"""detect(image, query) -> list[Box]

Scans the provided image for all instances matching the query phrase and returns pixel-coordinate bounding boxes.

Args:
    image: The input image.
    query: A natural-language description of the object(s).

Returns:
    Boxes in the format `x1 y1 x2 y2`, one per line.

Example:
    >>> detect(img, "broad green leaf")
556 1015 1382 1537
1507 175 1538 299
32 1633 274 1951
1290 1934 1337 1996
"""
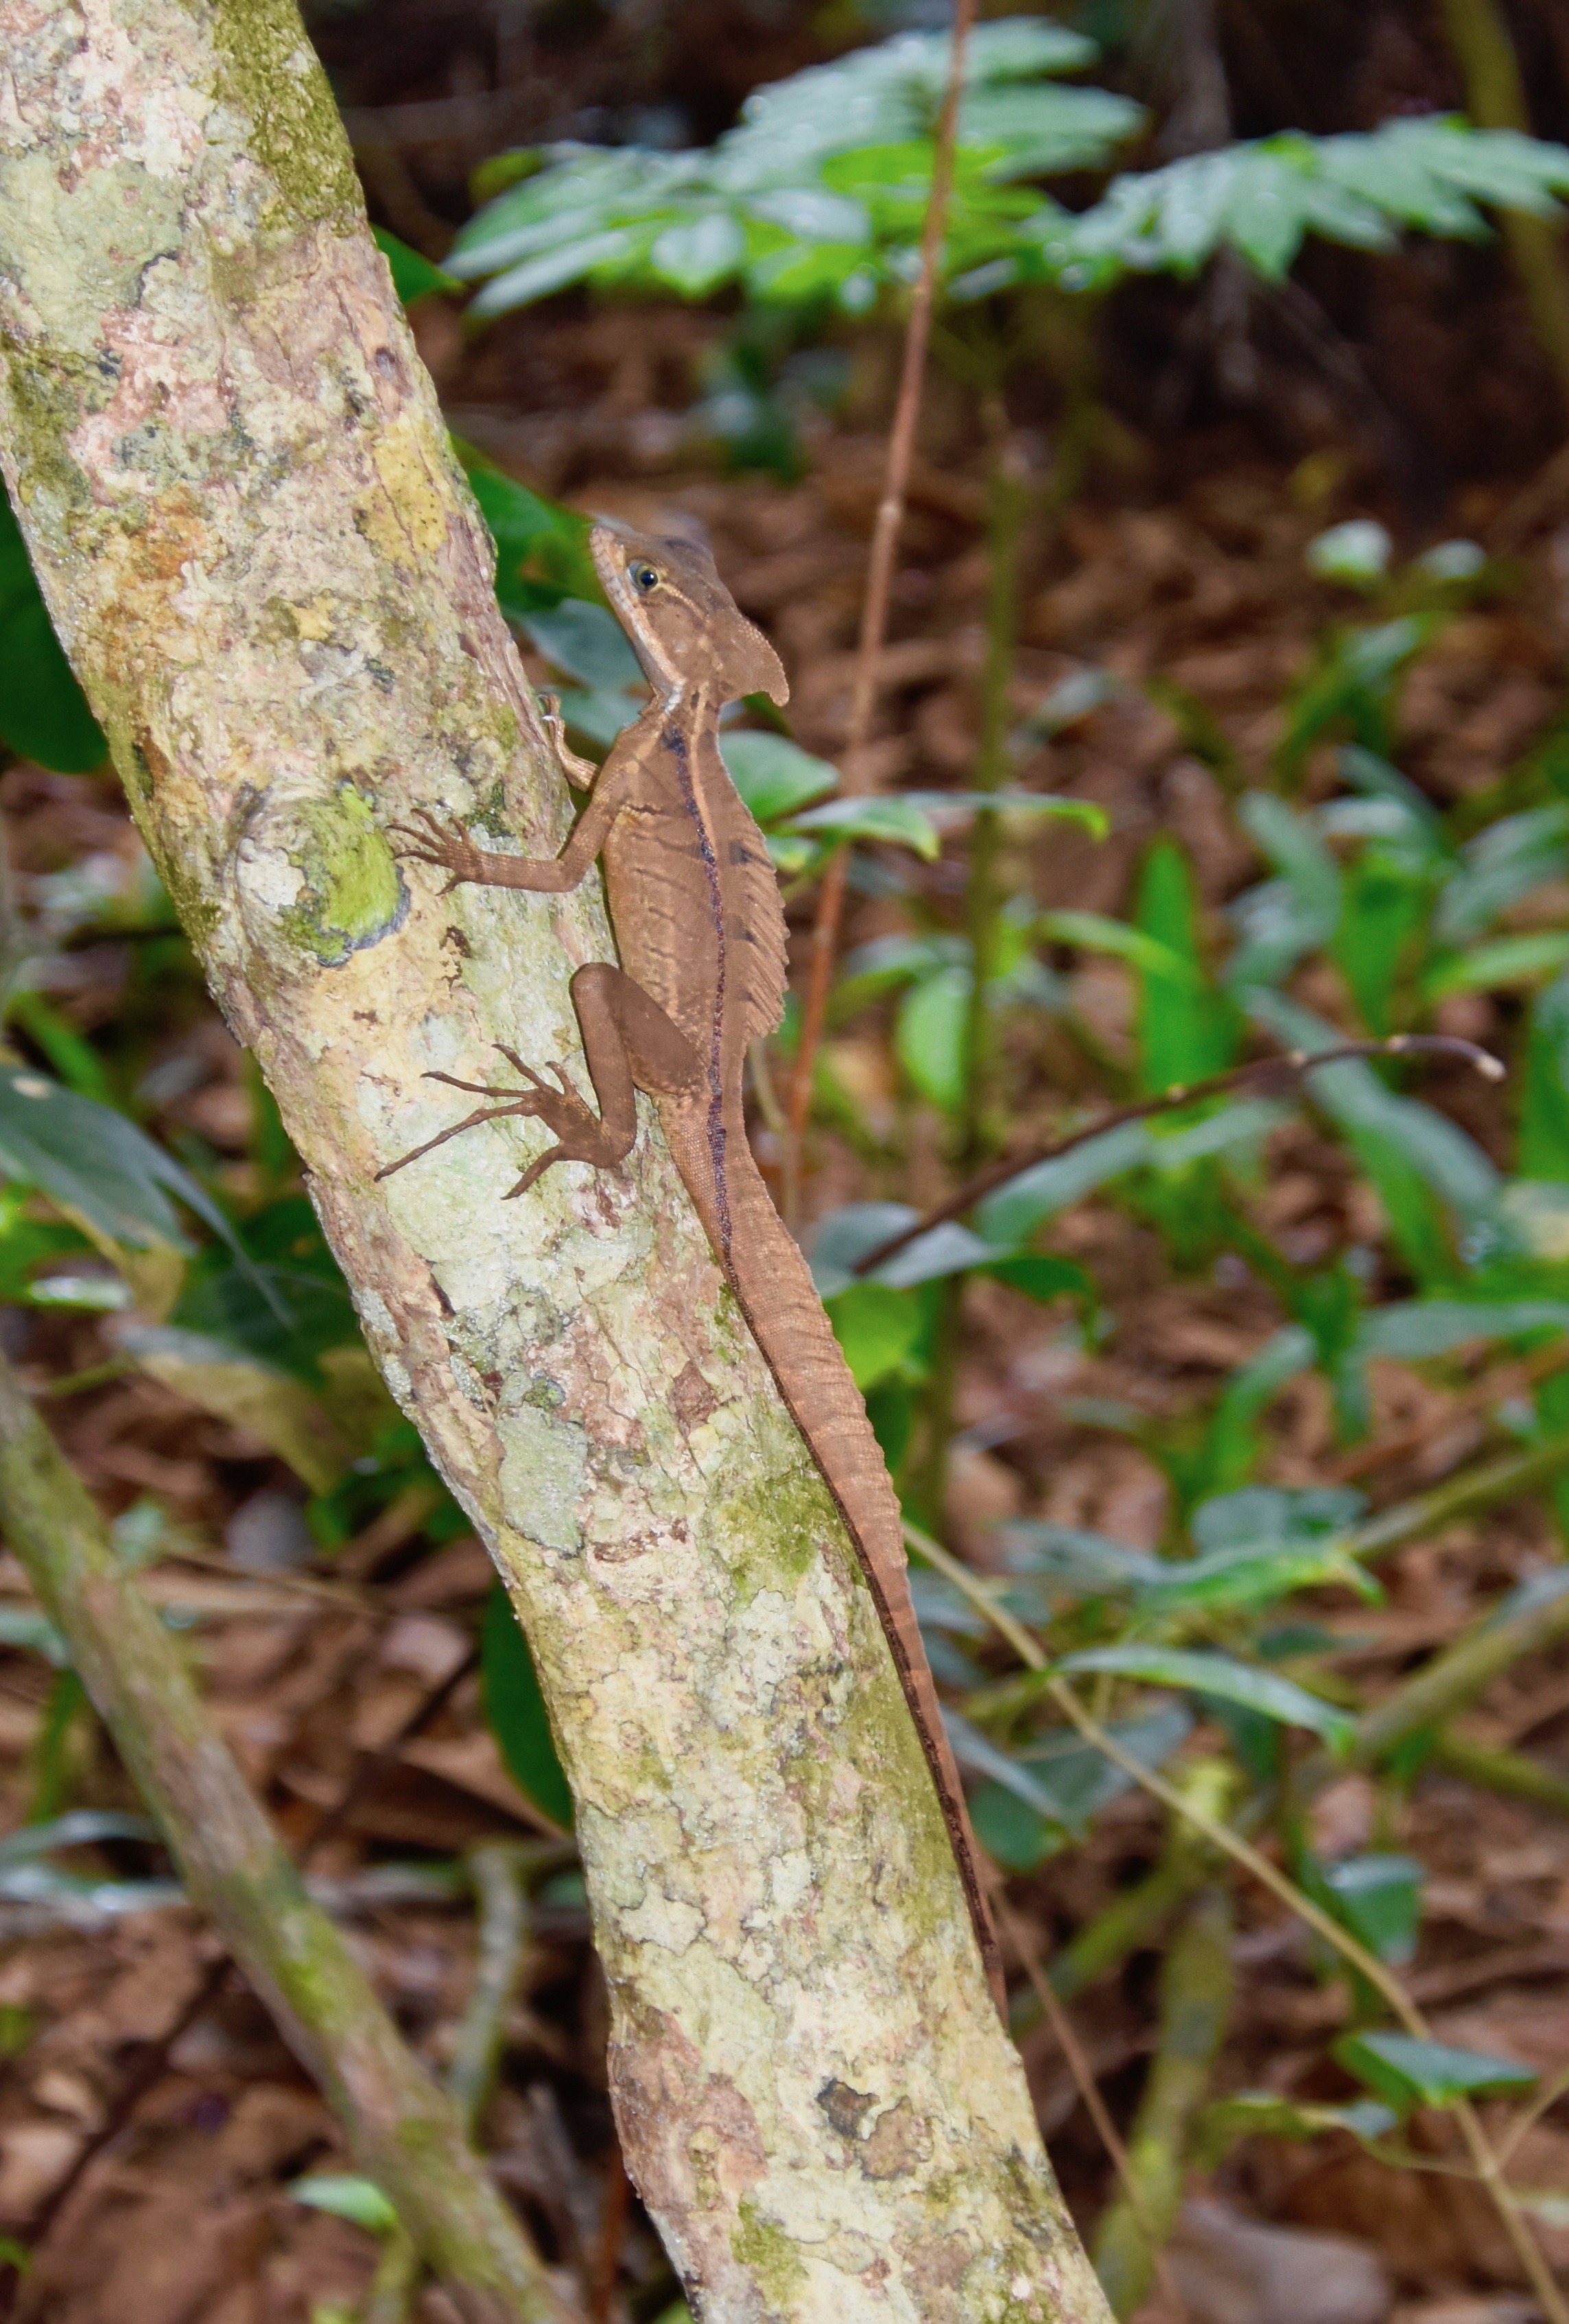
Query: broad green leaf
480 1582 574 1831
649 210 747 294
289 2177 399 2236
904 789 1109 838
1057 1646 1356 1749
457 451 599 608
173 1197 362 1384
720 731 836 822
896 964 970 1111
1313 1851 1424 1965
372 227 460 305
1334 2030 1537 2113
469 227 641 318
976 1119 1153 1246
1000 1520 1164 1593
1334 853 1429 1036
825 1280 924 1390
520 599 643 693
788 794 941 857
0 1065 248 1261
960 1706 1190 1867
0 489 106 773
1037 908 1199 984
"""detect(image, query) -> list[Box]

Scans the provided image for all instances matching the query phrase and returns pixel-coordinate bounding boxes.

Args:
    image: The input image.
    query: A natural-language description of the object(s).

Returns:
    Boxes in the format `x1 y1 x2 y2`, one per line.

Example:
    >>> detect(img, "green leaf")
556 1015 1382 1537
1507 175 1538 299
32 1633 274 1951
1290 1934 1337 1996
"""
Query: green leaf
960 1706 1190 1867
1424 930 1569 998
649 210 747 295
1133 838 1240 1092
288 2176 399 2236
895 964 971 1112
1312 1851 1424 1966
0 1607 70 1665
372 226 461 305
172 1196 361 1385
0 1811 153 1871
1039 907 1199 984
1435 805 1569 946
457 451 599 608
978 1253 1093 1307
480 1582 574 1831
1056 1646 1357 1750
787 794 941 857
1306 520 1392 588
976 1119 1153 1245
0 1065 231 1257
825 1280 924 1391
519 599 643 693
1521 969 1569 1180
719 731 836 822
1334 2030 1537 2114
1356 1297 1569 1362
0 489 106 773
1195 2091 1398 2168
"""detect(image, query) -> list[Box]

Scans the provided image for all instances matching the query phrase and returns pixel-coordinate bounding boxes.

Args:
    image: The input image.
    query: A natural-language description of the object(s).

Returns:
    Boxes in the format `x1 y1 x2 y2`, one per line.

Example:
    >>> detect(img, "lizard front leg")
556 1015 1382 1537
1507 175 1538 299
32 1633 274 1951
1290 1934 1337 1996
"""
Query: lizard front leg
378 964 703 1197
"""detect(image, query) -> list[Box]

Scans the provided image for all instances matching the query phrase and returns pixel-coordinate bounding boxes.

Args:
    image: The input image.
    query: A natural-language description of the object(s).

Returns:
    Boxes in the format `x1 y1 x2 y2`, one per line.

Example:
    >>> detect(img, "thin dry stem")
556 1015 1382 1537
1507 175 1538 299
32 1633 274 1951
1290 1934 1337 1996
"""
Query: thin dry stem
990 1886 1188 2320
784 0 976 1183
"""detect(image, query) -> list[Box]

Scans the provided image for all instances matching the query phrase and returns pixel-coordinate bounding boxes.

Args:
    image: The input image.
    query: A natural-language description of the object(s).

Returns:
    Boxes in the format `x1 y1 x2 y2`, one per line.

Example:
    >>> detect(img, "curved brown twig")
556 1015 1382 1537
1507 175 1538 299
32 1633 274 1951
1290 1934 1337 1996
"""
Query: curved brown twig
850 1034 1505 1277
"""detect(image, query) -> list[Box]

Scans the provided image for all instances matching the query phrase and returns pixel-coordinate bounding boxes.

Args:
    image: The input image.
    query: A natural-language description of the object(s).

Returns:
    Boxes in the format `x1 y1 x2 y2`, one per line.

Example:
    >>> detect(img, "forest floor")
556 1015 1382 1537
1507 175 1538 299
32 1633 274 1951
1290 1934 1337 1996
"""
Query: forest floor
0 297 1567 2323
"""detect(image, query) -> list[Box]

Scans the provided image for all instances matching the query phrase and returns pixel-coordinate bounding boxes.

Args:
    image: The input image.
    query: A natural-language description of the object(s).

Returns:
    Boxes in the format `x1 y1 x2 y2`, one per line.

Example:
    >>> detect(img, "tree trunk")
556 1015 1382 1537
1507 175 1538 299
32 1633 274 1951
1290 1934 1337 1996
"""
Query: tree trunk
0 3 1109 2316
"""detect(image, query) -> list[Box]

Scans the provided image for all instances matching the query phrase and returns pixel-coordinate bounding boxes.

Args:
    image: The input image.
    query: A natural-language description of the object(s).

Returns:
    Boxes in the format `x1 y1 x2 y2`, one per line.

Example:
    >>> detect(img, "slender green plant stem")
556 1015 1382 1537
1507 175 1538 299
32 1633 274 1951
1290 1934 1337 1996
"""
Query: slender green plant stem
1428 1730 1569 1818
1346 1578 1569 1768
450 1845 534 2137
914 422 1030 1522
908 1521 1569 2324
960 418 1030 1170
1349 1430 1569 1563
1437 0 1569 420
1091 1888 1233 2320
0 1352 575 2324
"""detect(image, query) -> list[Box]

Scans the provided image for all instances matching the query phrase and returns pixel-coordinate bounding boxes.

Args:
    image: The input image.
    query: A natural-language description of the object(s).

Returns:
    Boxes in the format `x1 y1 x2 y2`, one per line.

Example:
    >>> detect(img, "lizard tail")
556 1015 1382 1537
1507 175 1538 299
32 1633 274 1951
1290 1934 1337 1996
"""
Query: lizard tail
668 1109 1005 2015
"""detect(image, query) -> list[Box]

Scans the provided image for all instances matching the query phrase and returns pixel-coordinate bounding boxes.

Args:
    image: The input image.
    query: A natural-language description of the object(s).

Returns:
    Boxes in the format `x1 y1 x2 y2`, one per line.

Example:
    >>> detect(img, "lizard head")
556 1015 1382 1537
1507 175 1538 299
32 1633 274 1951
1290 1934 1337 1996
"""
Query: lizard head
590 521 789 707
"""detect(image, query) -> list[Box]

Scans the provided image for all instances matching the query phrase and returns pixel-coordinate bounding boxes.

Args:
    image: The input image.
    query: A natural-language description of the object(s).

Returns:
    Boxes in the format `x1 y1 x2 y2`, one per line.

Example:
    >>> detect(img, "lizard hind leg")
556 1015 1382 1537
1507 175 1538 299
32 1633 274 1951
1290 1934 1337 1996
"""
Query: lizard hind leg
379 964 703 1197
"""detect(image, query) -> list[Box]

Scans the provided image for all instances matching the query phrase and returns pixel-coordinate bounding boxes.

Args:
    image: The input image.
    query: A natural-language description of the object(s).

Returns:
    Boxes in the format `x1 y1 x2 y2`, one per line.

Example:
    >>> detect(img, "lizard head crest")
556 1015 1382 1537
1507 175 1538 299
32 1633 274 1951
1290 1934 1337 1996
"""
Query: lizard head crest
590 521 788 707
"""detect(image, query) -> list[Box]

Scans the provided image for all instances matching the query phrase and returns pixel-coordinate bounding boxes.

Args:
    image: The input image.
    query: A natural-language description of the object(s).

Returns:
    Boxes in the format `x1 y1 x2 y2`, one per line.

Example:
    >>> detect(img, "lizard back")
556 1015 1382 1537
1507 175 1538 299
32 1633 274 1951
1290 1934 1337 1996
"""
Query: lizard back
593 521 1005 2011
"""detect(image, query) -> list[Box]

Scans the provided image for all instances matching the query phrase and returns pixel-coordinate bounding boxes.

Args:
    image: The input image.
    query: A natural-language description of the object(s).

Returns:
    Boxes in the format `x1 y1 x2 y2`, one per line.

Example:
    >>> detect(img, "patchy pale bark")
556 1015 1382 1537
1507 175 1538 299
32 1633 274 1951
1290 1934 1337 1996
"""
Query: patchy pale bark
0 5 1110 2317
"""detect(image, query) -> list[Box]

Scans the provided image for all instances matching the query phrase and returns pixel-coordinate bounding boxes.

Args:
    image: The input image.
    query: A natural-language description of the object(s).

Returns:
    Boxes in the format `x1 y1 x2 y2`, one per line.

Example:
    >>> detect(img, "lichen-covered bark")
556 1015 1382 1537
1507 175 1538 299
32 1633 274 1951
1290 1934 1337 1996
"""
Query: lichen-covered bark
0 6 1110 2316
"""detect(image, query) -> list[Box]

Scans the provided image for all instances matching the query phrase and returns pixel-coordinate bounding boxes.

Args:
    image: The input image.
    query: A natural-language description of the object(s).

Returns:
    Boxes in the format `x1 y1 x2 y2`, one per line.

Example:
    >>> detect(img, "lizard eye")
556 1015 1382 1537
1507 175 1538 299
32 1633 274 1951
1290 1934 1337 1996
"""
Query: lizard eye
630 561 661 593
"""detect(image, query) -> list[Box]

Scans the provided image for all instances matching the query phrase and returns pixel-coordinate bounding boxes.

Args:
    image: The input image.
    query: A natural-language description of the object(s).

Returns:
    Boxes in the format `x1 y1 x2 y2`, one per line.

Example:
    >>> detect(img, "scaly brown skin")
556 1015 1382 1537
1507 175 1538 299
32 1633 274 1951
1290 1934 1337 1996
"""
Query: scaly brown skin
386 521 1005 2013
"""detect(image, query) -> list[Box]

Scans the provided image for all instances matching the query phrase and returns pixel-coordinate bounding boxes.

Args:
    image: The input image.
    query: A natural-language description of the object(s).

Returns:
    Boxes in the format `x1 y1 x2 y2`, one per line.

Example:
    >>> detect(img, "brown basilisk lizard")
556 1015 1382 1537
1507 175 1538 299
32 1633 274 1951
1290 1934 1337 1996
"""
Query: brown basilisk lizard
381 521 1004 2012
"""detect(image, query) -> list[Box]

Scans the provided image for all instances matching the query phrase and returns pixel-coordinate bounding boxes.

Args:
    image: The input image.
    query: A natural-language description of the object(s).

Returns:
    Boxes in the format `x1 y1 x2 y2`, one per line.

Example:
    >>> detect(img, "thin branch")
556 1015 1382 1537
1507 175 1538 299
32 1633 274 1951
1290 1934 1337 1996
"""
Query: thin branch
0 1350 576 2324
854 1036 1503 1276
783 0 977 1191
989 1884 1188 2320
449 1843 535 2137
